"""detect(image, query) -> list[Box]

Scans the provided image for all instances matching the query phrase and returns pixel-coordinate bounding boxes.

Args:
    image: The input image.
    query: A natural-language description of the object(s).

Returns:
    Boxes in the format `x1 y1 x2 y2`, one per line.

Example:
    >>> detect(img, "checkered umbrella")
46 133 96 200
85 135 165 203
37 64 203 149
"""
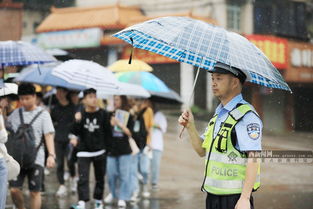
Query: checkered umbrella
113 16 291 92
0 41 57 67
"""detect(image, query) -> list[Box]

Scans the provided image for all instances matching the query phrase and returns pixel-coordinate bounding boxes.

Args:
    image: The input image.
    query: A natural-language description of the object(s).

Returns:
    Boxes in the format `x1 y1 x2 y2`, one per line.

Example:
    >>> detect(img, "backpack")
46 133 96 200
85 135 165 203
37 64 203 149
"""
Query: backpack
7 108 44 168
132 108 148 150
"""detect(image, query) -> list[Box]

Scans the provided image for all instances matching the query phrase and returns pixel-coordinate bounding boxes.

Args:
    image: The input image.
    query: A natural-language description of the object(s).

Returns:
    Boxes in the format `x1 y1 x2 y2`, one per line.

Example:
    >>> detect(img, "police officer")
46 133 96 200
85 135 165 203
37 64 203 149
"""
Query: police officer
178 62 262 209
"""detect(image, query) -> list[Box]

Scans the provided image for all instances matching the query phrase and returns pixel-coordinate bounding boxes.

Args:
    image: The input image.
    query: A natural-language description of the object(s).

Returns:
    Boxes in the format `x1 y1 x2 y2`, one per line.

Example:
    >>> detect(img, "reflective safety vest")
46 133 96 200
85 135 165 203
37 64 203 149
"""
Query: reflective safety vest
201 104 261 195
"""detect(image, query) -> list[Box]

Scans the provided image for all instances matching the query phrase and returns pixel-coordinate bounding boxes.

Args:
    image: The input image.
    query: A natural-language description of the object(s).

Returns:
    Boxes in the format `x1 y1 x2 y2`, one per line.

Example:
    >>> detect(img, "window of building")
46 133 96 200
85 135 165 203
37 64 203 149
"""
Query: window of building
254 0 308 41
227 4 241 31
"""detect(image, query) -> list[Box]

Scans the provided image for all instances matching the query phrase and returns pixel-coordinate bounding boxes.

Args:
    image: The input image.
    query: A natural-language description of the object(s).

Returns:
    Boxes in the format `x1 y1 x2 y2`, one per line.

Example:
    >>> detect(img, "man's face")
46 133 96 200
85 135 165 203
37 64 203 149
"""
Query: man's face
19 95 36 110
70 93 79 105
211 73 236 98
56 88 67 101
84 93 97 108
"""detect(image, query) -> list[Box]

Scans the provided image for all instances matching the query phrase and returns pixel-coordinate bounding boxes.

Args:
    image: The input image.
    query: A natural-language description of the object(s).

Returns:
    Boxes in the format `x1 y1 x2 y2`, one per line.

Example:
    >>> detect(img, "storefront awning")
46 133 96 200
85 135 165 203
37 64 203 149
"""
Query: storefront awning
36 4 145 33
127 12 218 26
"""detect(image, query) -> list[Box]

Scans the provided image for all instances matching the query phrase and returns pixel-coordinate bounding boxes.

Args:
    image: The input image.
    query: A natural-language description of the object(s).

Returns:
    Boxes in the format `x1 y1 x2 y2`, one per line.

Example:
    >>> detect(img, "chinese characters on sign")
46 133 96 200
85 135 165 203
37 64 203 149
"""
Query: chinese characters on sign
286 41 313 82
37 28 103 49
291 47 313 68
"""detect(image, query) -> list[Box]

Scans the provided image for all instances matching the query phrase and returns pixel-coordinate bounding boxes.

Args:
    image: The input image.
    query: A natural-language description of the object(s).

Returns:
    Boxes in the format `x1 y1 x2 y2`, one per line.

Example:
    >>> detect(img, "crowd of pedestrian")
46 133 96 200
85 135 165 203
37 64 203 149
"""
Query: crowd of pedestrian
0 82 167 209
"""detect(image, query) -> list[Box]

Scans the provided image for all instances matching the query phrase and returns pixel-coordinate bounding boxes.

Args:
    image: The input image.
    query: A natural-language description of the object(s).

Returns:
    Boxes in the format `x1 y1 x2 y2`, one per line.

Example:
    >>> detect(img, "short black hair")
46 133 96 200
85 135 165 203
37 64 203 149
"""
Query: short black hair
36 92 43 99
18 83 36 96
83 88 97 97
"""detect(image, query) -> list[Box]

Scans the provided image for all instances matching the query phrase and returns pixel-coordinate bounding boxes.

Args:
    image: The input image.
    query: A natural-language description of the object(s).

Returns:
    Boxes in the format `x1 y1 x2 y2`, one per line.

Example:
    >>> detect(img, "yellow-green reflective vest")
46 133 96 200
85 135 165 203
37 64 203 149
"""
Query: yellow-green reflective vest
201 104 261 195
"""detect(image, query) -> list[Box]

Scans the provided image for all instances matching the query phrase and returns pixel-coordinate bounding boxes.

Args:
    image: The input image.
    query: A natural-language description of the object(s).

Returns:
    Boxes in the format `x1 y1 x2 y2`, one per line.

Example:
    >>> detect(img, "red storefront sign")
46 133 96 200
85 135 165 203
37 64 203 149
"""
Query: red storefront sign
245 35 288 69
121 46 178 64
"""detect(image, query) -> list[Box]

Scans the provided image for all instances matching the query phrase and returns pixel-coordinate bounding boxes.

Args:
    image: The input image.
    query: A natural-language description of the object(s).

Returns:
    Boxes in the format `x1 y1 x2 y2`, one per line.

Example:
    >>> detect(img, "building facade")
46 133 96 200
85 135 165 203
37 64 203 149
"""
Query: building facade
35 0 313 133
0 0 23 41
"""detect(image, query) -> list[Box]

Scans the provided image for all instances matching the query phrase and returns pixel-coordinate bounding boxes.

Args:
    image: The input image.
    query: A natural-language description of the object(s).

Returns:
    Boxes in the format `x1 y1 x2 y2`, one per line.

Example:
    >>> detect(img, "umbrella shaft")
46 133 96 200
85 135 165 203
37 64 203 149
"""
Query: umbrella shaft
180 64 201 138
188 65 201 106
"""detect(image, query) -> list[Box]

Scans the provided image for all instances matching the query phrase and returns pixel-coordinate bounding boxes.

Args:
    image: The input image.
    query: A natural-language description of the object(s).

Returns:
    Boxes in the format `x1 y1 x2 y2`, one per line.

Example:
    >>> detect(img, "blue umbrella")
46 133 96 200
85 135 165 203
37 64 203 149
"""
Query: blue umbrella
113 16 291 92
15 64 85 90
116 71 170 92
0 41 57 67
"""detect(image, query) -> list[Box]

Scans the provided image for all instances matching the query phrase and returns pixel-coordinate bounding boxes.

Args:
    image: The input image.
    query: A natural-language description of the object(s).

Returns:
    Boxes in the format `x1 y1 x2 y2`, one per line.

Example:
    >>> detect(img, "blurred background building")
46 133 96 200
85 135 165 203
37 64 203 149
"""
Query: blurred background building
1 0 313 133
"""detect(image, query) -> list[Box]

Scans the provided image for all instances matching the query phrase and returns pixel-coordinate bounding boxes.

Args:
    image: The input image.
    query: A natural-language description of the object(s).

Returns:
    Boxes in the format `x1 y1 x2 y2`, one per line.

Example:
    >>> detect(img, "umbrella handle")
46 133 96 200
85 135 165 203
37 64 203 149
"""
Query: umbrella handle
179 126 185 138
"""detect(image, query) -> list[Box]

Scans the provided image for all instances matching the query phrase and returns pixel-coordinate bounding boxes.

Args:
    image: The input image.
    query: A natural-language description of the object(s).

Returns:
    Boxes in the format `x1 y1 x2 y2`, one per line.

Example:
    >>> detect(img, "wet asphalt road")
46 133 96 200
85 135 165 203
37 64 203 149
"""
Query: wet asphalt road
5 115 313 209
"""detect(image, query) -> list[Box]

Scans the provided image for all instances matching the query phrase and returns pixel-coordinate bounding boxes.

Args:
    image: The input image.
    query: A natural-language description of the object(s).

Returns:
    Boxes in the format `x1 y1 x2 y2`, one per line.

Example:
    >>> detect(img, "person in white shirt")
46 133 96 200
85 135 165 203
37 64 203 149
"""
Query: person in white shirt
0 99 9 209
150 107 167 190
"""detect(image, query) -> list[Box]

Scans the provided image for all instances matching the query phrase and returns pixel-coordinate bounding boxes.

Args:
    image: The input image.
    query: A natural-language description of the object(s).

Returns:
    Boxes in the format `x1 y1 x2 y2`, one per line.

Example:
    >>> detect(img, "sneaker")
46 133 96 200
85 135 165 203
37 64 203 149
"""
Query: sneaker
64 171 70 181
56 185 67 197
104 193 114 204
117 200 126 208
130 191 139 203
70 201 85 209
94 201 103 209
142 185 150 198
44 168 50 175
70 177 78 193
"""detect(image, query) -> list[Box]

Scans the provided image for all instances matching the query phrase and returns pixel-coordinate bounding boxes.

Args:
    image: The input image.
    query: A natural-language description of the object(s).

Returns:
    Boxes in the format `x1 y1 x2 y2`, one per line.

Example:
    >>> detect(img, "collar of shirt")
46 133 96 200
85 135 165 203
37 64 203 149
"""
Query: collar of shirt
21 106 41 113
215 94 246 116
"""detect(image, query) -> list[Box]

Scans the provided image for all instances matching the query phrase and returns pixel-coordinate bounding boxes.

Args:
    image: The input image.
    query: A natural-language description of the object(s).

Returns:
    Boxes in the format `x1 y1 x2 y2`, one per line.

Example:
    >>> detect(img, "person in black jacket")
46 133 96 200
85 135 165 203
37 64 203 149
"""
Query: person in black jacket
51 87 77 197
104 95 133 209
69 88 111 209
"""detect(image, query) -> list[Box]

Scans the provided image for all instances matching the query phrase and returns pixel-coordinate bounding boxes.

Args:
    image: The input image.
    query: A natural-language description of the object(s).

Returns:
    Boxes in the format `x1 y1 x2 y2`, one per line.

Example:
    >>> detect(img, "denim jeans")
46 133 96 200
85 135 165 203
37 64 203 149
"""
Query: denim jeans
138 151 150 185
107 154 132 201
151 150 162 185
0 158 8 209
129 153 139 196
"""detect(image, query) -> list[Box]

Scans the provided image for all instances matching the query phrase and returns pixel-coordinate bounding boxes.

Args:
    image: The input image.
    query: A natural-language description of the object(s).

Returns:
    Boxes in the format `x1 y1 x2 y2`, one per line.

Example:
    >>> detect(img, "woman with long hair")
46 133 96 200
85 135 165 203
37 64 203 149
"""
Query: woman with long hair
105 95 133 208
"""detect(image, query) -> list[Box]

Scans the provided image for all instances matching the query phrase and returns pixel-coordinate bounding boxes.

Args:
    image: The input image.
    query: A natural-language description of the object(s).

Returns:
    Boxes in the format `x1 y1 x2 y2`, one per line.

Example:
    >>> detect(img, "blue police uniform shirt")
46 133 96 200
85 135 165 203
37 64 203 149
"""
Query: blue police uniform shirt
201 94 262 151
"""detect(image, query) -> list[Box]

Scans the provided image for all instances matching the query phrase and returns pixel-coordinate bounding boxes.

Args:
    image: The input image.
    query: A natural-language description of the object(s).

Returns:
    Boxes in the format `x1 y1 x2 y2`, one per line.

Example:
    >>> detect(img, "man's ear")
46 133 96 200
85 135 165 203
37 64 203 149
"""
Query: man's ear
232 76 240 89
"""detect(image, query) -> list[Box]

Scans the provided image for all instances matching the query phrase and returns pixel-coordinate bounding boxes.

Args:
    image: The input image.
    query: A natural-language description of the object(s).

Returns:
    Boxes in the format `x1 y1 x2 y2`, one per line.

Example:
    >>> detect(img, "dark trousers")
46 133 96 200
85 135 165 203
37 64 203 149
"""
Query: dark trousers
206 193 254 209
77 154 106 201
55 141 76 184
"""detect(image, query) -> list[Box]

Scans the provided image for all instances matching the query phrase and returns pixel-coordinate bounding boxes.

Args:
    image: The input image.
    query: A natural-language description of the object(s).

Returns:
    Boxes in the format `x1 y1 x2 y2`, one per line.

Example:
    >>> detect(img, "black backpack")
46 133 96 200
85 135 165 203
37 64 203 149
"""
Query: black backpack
7 108 44 168
132 108 148 150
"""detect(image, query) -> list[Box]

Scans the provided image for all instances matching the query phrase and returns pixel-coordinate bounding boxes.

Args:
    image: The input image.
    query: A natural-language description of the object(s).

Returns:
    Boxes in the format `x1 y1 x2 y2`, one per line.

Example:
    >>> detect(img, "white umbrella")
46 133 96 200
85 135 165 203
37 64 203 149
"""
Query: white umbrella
78 82 150 99
0 83 18 96
45 48 68 56
101 82 150 98
52 59 120 94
